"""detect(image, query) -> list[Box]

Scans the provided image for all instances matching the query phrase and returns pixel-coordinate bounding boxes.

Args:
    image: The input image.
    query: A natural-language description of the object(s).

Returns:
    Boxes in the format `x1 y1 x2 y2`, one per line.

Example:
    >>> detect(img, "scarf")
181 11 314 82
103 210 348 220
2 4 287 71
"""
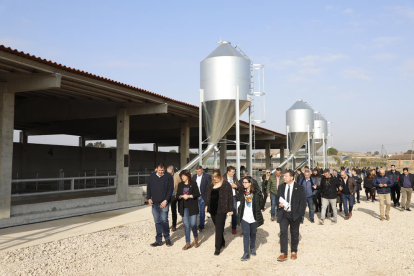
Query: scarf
244 190 253 207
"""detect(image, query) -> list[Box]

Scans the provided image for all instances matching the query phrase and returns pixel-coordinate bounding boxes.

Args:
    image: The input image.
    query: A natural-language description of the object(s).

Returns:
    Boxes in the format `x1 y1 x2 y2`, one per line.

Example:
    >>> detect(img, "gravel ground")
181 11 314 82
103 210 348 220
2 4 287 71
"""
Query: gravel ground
0 196 413 276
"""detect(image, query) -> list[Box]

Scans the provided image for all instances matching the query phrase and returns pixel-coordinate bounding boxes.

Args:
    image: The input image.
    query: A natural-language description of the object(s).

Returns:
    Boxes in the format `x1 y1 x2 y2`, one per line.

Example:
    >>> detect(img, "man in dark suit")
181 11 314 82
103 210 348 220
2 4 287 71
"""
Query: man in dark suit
276 170 307 261
192 165 212 232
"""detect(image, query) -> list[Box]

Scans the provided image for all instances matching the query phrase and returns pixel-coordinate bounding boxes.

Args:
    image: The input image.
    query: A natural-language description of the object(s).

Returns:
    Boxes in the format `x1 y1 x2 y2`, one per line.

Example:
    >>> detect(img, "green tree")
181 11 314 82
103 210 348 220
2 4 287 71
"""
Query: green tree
169 149 177 153
327 147 338 155
374 151 379 155
86 141 106 148
405 150 413 154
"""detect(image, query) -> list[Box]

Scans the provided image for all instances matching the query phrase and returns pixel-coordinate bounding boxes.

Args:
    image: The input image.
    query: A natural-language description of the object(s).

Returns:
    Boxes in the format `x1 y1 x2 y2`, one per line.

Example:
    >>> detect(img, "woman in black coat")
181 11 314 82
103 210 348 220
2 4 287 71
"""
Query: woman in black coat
205 169 233 256
364 169 376 202
237 176 264 261
176 170 200 250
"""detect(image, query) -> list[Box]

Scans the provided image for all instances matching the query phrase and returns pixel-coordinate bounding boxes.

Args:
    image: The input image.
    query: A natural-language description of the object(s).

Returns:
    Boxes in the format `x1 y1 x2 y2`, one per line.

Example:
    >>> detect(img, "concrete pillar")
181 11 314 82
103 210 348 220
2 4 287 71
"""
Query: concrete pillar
19 131 28 189
180 121 190 169
265 141 271 170
0 83 15 219
246 142 252 173
279 144 285 165
153 143 158 152
79 136 85 173
116 108 130 201
220 135 227 173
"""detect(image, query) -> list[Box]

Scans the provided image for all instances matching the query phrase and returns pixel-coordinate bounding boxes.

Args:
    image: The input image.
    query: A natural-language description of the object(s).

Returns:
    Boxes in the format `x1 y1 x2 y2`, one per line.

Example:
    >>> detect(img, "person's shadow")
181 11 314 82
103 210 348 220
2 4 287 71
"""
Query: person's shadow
358 207 381 219
255 228 269 250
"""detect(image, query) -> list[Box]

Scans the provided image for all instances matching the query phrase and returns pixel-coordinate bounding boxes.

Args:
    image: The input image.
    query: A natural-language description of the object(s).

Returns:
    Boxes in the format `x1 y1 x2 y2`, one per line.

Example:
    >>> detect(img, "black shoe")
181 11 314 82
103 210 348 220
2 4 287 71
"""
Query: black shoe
406 208 412 211
221 241 226 249
241 253 250 261
214 250 220 256
310 220 315 223
357 201 360 204
198 227 203 232
150 242 162 247
165 239 172 247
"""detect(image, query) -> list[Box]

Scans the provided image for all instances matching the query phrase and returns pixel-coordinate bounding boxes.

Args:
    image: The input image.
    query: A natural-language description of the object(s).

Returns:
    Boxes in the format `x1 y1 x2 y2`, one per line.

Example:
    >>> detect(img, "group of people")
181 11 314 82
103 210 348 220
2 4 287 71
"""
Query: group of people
146 162 414 261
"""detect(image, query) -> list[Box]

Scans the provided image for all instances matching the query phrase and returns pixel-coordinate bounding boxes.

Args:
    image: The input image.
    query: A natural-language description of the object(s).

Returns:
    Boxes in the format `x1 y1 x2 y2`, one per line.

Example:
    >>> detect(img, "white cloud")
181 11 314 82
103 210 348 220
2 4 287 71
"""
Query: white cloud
343 8 354 14
373 36 400 47
325 5 334 10
299 67 322 75
387 6 414 21
298 55 320 67
370 53 398 61
285 75 310 83
281 60 297 66
399 58 414 76
322 54 349 62
342 69 371 80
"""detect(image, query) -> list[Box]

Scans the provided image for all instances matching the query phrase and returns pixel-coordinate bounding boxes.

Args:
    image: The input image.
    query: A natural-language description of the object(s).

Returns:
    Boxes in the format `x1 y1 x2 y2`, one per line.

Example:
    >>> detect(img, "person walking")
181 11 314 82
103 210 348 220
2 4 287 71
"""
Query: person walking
373 168 394 221
205 169 233 256
315 169 340 224
223 166 241 235
261 170 271 211
237 176 264 261
298 170 317 223
147 163 174 247
192 165 212 232
389 165 401 207
267 168 284 221
364 169 376 202
332 170 343 212
312 169 322 213
276 170 307 261
176 170 200 250
167 165 181 232
351 169 362 203
399 168 414 211
339 170 357 220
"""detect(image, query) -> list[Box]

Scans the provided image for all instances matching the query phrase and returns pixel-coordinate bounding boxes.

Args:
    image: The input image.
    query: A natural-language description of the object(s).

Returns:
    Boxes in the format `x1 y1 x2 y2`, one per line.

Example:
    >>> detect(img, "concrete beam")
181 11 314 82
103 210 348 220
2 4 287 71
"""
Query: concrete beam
5 73 62 93
255 134 276 140
116 108 129 201
15 97 167 123
279 144 285 163
180 121 190 169
0 82 14 218
227 128 250 135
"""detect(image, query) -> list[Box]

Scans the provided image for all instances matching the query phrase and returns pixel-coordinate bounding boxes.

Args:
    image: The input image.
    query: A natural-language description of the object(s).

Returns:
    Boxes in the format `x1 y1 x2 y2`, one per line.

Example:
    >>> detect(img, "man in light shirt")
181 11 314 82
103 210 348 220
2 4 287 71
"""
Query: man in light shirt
267 168 284 221
191 165 212 231
275 170 306 261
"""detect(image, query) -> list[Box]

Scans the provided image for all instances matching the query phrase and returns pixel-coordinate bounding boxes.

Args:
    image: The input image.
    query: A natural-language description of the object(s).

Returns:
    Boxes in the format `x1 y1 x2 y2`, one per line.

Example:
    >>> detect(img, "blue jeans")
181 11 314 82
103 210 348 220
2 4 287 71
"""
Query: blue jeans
232 196 237 230
182 208 198 243
270 193 277 217
302 196 314 222
152 204 170 243
341 194 355 217
241 220 257 254
198 197 206 229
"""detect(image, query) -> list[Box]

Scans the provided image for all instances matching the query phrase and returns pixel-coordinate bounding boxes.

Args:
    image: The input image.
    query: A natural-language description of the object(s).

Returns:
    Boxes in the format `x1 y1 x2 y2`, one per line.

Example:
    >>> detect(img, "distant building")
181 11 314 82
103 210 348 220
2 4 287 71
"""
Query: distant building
387 154 414 168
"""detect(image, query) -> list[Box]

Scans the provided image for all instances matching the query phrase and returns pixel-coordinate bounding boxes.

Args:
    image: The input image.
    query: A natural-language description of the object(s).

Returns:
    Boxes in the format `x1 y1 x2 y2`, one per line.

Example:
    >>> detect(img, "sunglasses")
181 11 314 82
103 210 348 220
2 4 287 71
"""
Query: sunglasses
242 182 250 184
266 172 270 174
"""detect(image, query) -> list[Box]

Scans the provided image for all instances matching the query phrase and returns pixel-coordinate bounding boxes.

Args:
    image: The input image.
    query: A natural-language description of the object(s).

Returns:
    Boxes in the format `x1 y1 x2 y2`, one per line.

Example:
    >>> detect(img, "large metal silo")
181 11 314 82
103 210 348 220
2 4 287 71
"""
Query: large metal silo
201 41 251 144
286 100 314 156
312 112 328 152
180 41 251 171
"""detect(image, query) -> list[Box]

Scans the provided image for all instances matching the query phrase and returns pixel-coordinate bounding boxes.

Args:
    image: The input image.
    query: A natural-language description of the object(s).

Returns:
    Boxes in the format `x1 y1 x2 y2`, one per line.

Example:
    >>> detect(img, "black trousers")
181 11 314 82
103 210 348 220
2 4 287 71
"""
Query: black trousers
356 185 361 202
365 188 374 201
313 193 321 211
261 188 268 210
279 211 301 254
170 195 178 227
211 213 227 251
390 185 400 204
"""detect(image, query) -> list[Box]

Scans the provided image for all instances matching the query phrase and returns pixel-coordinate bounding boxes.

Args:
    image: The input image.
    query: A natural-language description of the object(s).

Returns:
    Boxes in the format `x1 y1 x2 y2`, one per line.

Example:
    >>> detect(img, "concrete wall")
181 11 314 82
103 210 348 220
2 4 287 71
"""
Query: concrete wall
12 143 185 178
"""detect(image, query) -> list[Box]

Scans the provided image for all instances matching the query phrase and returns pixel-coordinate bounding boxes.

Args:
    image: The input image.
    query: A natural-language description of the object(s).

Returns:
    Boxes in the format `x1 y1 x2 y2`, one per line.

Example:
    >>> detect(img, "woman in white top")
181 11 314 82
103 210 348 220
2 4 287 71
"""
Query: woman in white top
237 176 264 261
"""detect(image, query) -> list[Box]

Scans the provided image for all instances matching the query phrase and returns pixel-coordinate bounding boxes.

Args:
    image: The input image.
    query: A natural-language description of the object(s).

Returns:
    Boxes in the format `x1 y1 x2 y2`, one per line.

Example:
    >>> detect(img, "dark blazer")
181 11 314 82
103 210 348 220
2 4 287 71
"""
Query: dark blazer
176 180 200 217
339 176 358 194
192 172 212 201
205 180 233 215
223 172 242 196
275 182 306 223
398 173 414 190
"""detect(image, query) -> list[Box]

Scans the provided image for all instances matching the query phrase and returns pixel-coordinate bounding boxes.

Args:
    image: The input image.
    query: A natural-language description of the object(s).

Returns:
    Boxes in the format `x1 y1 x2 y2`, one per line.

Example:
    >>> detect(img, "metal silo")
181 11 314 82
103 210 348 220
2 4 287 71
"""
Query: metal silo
180 41 251 172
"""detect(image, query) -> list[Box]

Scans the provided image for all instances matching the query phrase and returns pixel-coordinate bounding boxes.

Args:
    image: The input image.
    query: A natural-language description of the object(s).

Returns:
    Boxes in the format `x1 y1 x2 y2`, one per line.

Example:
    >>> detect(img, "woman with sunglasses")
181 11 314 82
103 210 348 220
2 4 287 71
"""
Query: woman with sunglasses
237 176 264 261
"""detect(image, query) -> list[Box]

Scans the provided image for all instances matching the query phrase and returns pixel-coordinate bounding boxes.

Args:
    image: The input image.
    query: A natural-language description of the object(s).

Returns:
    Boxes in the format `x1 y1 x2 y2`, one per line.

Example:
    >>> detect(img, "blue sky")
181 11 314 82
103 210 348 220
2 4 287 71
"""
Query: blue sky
1 0 413 153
